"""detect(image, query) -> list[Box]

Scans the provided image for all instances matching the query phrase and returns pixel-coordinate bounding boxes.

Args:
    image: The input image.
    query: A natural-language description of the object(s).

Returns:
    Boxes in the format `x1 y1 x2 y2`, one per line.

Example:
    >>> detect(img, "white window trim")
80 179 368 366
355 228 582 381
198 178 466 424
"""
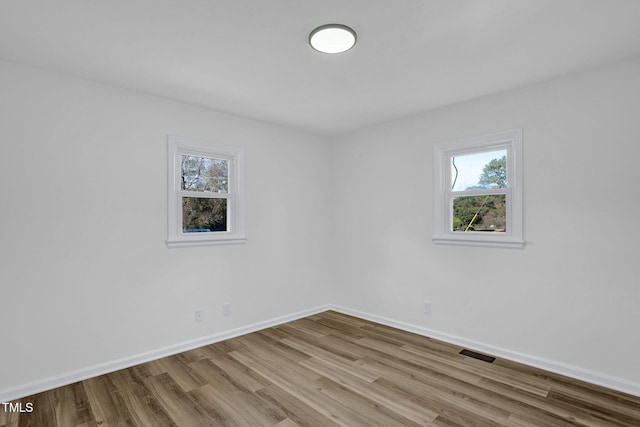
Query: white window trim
432 128 524 249
166 135 246 248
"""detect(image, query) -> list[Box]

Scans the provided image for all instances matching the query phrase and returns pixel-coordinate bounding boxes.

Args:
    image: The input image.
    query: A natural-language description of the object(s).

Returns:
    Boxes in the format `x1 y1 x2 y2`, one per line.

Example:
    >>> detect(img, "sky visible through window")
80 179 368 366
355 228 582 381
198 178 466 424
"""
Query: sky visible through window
451 150 506 191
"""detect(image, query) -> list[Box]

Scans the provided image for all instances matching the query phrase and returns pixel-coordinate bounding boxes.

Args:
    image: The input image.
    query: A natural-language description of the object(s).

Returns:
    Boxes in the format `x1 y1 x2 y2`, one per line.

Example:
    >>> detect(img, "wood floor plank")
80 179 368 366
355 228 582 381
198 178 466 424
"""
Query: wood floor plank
145 353 208 392
478 377 634 427
545 388 640 427
360 321 463 356
107 368 177 426
280 318 333 338
193 358 284 423
300 356 440 425
280 336 380 382
196 344 271 393
357 355 502 418
400 342 552 396
313 376 424 427
320 311 373 328
48 382 96 427
142 372 222 426
187 383 271 426
0 399 21 427
12 392 54 427
374 376 508 427
255 384 341 427
288 327 368 362
7 310 640 426
505 411 585 427
82 374 138 426
547 380 640 420
316 333 374 360
273 418 299 427
188 358 288 425
364 344 486 388
229 349 394 426
238 332 310 367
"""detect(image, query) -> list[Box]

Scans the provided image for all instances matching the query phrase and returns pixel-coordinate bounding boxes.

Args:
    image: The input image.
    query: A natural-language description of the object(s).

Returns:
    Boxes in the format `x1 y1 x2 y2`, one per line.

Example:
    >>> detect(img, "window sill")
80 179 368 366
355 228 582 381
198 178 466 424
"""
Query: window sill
432 236 525 249
166 235 247 248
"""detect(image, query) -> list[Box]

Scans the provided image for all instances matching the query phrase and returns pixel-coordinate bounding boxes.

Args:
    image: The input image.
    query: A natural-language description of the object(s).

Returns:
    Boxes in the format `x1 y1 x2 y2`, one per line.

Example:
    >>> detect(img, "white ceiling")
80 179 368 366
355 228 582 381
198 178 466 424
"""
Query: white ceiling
2 1 640 136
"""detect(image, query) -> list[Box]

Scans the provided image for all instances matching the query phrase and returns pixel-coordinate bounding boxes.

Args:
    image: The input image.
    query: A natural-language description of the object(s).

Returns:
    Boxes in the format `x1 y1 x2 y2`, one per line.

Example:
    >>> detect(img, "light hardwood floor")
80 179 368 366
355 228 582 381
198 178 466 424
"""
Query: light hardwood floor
2 311 639 426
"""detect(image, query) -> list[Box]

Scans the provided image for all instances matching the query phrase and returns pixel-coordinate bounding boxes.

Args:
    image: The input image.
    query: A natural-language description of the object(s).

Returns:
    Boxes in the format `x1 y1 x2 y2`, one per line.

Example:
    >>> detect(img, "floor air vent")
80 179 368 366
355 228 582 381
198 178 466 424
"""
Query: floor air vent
459 349 496 363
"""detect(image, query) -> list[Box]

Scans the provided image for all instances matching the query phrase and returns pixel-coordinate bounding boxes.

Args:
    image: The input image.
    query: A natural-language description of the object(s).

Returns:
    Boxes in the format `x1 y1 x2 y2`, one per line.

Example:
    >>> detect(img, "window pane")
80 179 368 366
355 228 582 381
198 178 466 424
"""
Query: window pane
452 194 506 232
451 150 507 191
181 155 228 193
182 197 227 232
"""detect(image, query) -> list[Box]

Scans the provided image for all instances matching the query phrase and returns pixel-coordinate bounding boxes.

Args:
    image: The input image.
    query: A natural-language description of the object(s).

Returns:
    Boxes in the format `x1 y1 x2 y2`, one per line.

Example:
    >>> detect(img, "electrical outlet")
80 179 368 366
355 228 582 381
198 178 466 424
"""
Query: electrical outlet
195 310 204 322
223 302 231 316
423 301 432 314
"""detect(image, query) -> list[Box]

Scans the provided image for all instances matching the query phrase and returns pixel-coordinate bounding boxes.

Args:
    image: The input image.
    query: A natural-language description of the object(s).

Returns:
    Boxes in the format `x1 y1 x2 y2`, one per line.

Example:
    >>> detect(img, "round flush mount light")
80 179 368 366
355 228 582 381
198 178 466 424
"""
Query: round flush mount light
309 24 357 54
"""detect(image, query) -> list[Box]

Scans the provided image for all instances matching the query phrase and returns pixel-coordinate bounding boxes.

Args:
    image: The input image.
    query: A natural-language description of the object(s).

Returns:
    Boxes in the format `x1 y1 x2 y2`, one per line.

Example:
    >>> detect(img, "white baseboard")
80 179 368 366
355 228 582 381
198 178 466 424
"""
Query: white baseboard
2 303 638 401
0 304 331 402
329 305 640 398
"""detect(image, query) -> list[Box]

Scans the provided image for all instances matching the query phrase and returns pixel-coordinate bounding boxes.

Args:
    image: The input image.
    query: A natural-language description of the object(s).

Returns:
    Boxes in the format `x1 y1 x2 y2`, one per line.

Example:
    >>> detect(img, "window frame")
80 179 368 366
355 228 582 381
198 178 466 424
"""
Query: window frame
432 128 524 249
166 135 246 248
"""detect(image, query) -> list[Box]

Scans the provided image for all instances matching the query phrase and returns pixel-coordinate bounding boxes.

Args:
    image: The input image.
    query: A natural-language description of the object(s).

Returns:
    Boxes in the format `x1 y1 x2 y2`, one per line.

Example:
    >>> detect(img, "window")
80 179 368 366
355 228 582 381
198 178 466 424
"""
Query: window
432 128 524 249
167 136 245 248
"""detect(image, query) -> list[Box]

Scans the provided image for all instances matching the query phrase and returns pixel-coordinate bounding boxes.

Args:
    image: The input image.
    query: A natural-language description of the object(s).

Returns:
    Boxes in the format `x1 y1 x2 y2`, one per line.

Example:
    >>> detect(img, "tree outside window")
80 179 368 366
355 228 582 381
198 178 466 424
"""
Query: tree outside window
432 129 524 249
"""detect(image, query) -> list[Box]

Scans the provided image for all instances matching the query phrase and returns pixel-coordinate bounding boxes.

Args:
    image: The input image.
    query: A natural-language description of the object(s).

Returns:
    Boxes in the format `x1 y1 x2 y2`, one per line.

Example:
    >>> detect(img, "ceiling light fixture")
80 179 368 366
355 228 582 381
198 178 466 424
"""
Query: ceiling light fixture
309 24 357 54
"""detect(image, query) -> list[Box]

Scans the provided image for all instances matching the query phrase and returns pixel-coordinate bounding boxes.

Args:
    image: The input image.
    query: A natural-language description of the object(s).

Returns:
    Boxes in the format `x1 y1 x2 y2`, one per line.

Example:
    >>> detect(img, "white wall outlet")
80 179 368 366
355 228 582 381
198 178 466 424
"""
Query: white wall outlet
223 302 231 316
423 301 432 314
195 310 204 322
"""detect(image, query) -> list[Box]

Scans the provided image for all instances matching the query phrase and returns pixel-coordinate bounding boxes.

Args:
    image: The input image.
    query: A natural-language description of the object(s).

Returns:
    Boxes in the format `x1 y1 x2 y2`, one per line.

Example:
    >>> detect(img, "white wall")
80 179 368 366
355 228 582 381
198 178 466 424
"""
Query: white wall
330 58 640 387
0 60 331 393
2 56 639 399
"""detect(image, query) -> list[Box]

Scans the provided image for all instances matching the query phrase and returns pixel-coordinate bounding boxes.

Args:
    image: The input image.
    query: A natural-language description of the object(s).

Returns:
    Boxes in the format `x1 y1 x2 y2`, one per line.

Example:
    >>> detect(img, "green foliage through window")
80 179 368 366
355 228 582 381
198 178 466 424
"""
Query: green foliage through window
433 128 523 248
478 156 506 189
453 194 506 232
182 197 227 232
450 153 507 232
